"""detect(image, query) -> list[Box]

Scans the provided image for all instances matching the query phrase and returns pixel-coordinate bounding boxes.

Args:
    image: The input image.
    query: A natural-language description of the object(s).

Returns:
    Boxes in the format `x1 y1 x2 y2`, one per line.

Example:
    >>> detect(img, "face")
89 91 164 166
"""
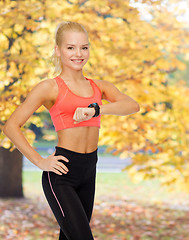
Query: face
55 31 90 71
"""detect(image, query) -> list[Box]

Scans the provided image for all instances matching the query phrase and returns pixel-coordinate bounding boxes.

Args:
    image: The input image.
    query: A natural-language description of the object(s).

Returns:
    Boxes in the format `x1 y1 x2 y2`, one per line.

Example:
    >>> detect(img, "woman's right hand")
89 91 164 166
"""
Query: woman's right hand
37 151 69 175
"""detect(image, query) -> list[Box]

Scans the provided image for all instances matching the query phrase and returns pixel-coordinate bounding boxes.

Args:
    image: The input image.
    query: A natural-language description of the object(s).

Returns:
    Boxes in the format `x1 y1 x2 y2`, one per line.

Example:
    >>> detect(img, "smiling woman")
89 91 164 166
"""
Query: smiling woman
51 21 89 75
3 21 140 240
54 31 89 72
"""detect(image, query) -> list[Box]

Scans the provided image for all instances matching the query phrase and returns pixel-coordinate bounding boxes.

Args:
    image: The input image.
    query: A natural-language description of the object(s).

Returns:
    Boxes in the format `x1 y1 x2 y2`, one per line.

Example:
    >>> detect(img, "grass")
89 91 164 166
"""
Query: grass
22 170 189 206
22 171 43 197
2 171 189 240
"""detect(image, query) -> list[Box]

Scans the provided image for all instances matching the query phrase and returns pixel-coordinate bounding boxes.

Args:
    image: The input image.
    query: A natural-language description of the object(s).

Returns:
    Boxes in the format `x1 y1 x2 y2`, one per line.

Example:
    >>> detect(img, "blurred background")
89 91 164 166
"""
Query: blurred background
0 0 189 239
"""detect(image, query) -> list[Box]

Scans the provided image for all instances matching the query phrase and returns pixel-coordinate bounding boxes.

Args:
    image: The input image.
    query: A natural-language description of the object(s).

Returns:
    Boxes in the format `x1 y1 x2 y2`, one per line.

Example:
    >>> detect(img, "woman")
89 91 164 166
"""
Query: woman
3 21 140 240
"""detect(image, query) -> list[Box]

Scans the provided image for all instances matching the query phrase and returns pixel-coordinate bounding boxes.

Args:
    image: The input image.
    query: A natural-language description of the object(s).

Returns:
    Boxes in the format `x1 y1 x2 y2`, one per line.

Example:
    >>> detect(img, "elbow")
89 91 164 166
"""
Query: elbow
126 97 140 114
3 120 18 136
2 122 10 136
130 102 140 114
123 101 140 115
135 102 140 113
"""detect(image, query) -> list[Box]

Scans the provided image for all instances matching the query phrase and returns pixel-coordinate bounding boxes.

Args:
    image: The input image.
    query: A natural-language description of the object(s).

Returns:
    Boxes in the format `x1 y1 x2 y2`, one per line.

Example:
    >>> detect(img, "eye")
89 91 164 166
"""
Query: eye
83 47 88 50
68 47 74 50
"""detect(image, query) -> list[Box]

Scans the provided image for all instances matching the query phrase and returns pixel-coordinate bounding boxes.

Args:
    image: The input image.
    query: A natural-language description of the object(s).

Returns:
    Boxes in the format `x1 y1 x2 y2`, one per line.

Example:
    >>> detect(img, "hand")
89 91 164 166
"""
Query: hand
38 151 69 175
73 107 95 124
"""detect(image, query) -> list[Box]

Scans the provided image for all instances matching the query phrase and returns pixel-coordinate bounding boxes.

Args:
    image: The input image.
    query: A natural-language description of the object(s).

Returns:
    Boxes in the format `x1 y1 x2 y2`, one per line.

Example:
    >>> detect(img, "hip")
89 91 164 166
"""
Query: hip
43 146 98 187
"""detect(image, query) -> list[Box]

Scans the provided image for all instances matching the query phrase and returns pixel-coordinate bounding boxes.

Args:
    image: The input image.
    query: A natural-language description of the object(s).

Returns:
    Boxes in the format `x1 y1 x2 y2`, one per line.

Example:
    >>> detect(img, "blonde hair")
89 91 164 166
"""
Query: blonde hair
51 21 88 75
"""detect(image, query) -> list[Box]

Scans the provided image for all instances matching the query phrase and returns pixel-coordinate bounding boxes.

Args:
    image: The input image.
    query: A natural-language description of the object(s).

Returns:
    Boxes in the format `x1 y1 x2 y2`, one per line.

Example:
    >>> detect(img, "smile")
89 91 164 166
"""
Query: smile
71 59 84 63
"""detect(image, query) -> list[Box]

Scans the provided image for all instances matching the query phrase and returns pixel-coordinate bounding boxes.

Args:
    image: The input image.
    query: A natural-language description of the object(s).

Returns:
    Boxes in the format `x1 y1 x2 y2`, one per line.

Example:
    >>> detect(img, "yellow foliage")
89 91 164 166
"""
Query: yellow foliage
1 0 189 192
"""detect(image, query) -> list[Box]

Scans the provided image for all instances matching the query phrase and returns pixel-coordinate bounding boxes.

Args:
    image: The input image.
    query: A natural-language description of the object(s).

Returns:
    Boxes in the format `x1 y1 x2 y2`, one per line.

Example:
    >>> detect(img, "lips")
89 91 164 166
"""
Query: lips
71 59 84 63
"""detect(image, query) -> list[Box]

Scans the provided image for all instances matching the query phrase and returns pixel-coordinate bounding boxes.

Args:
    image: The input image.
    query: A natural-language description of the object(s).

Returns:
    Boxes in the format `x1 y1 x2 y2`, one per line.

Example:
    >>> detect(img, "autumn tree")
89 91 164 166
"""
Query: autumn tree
97 0 189 192
0 0 50 197
1 0 189 197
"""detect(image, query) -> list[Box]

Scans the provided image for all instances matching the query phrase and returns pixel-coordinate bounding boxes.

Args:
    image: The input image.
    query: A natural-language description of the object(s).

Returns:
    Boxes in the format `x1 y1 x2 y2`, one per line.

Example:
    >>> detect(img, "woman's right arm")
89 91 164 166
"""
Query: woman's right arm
2 79 69 175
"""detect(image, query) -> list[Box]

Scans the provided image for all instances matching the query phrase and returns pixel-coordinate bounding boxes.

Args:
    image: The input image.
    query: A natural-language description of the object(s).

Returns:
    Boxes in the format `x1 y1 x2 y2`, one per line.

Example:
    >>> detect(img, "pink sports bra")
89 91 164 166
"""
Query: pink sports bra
49 76 102 132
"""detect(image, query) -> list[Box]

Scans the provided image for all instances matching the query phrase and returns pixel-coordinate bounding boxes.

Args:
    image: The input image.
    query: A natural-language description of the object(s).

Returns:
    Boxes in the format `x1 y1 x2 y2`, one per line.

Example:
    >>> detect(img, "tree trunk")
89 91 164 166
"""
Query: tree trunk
0 147 23 198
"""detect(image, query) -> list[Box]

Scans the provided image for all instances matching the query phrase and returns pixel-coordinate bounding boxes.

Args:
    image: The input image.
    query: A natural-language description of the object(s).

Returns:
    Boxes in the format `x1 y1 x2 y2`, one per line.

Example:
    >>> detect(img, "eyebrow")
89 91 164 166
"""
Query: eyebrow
66 43 89 46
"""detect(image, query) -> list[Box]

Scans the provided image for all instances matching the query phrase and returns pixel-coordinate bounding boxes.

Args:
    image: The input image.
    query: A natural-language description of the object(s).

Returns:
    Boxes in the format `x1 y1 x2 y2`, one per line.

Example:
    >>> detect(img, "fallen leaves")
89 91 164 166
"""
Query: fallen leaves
91 197 189 240
0 196 59 240
1 195 189 240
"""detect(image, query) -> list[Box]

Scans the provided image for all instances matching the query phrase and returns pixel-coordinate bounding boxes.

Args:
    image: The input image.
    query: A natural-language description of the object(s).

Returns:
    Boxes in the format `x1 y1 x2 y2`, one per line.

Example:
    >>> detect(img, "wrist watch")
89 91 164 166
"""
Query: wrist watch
88 102 100 117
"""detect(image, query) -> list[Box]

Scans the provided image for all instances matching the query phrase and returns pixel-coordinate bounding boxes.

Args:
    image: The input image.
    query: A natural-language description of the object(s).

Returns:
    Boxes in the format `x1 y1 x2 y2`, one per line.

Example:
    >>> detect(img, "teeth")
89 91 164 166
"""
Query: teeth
72 60 83 62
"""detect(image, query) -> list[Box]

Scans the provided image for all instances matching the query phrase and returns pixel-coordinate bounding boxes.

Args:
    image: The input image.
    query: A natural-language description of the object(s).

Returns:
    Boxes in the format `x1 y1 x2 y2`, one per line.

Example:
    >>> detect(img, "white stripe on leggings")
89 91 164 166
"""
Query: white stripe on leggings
48 171 65 217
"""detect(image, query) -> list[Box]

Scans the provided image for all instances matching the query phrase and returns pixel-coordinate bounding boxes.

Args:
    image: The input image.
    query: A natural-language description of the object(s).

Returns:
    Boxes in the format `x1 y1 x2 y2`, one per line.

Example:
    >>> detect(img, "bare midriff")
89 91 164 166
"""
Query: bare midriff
56 126 99 153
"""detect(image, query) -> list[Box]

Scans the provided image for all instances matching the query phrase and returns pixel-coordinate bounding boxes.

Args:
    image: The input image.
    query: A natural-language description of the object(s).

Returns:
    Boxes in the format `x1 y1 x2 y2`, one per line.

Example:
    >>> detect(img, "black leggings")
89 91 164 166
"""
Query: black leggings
42 146 98 240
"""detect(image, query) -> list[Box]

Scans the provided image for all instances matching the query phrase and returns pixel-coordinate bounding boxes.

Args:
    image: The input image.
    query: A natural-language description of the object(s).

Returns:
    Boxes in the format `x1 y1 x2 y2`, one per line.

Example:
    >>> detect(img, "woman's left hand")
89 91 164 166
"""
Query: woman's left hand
73 107 95 124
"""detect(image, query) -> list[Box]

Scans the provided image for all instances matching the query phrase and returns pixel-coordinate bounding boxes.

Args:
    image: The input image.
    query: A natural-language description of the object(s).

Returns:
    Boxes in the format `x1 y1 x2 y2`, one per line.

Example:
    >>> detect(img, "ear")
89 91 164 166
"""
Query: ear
55 45 61 57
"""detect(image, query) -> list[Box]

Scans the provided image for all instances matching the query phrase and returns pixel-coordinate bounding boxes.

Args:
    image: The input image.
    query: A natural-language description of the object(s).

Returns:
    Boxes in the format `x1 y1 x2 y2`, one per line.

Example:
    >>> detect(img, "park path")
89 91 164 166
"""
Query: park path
23 146 131 172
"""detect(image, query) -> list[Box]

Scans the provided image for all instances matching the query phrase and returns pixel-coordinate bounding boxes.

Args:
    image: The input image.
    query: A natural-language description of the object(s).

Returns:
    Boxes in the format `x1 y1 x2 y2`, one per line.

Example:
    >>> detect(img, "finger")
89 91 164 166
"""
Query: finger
53 166 68 174
52 168 62 175
73 108 81 120
73 117 79 123
79 110 84 119
56 156 69 162
77 110 82 120
73 111 77 121
81 111 87 119
81 113 87 120
75 109 79 116
77 110 84 120
74 119 81 124
83 114 91 120
73 109 83 122
56 162 69 172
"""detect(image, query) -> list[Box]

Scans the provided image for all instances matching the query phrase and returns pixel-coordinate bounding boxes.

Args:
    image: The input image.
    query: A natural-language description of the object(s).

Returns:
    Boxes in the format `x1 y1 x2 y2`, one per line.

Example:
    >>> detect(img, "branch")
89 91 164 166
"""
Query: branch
2 77 19 94
159 67 177 74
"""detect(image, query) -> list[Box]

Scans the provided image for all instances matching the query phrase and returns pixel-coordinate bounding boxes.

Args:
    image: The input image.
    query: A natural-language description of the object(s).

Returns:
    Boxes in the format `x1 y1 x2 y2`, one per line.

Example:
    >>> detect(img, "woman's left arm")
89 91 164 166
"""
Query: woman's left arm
99 80 140 116
73 80 140 123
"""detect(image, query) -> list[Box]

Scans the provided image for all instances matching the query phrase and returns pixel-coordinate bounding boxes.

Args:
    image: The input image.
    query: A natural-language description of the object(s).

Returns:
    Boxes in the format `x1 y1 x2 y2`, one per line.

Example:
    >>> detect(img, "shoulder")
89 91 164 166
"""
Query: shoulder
31 78 57 94
91 79 120 100
92 79 127 102
91 79 114 91
26 78 57 103
34 78 56 90
92 79 118 93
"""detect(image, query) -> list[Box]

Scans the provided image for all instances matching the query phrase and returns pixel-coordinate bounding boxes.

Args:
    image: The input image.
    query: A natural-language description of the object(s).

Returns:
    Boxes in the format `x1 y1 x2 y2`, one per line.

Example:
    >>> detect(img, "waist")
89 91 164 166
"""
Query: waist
56 126 99 153
53 145 98 187
55 145 98 157
54 146 98 165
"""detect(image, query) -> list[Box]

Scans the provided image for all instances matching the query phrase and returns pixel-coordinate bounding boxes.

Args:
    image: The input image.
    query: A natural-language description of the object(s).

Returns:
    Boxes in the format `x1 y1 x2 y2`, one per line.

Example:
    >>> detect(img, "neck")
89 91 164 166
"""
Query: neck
59 69 85 82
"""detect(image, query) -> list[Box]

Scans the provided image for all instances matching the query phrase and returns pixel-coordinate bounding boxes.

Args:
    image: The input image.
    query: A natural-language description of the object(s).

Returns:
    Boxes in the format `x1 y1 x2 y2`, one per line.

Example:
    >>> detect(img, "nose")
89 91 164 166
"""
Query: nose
75 48 82 57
